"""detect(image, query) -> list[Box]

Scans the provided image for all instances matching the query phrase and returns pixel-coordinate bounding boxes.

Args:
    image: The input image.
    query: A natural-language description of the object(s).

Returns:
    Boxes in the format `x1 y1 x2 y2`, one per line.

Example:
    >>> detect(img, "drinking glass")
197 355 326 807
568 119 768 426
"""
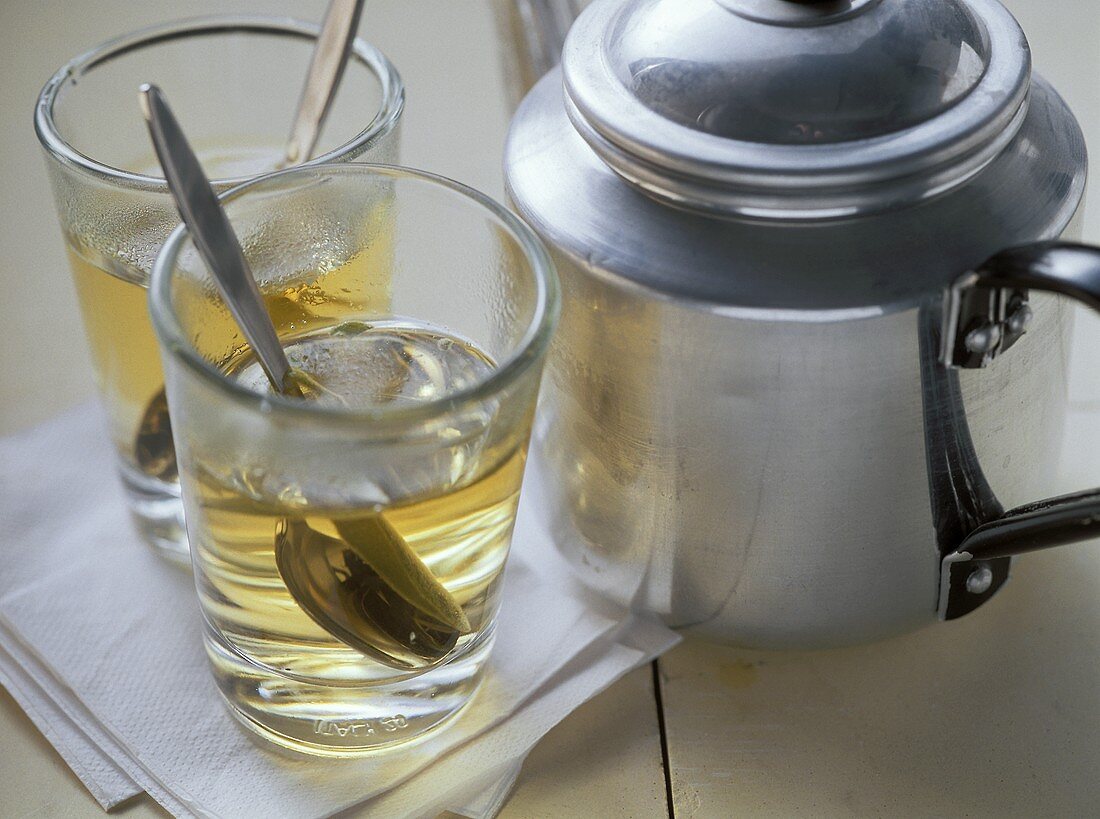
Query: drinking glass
35 16 404 563
149 164 558 755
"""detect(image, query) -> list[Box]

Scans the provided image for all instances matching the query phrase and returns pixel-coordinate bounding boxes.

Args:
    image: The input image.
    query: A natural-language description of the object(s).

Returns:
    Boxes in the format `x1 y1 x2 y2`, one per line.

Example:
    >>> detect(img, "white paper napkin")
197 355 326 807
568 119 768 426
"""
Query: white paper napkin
0 639 140 808
0 405 678 818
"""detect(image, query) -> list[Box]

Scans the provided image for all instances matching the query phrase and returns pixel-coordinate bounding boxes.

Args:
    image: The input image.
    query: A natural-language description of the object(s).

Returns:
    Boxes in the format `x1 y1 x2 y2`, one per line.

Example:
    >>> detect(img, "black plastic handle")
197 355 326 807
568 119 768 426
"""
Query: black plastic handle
933 242 1100 620
967 241 1100 312
949 241 1100 562
956 486 1100 559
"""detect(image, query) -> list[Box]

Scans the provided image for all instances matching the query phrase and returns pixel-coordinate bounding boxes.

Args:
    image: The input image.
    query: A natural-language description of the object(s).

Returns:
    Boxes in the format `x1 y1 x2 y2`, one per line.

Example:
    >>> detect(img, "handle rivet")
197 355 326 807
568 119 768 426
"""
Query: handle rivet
1006 304 1033 335
966 565 994 594
964 323 1002 354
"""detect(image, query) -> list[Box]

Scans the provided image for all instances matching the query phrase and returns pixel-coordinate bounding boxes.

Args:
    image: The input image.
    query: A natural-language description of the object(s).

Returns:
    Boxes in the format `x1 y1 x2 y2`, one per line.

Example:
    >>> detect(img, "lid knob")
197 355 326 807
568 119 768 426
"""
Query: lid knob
716 0 881 26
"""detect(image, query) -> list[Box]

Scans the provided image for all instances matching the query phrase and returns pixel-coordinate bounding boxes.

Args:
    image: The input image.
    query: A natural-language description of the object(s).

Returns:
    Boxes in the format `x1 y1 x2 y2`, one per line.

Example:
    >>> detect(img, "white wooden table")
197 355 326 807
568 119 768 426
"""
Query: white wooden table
3 1 1100 816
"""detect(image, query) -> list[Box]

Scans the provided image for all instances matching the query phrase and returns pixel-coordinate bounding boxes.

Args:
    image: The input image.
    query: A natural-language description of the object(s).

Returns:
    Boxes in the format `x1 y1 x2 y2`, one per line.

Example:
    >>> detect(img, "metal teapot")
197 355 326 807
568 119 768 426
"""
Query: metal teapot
502 0 1100 648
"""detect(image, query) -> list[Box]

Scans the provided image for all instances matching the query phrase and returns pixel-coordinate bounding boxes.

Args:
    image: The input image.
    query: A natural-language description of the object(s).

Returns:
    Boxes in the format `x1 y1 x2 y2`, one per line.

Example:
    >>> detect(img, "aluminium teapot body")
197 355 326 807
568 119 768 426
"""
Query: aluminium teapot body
504 0 1100 647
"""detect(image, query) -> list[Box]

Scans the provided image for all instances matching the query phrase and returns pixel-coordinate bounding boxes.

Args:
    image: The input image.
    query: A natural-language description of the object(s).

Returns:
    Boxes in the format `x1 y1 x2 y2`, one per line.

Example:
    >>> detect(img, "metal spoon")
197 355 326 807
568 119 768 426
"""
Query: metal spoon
275 519 467 669
282 0 366 167
141 84 294 391
134 387 176 481
139 84 470 668
134 0 366 476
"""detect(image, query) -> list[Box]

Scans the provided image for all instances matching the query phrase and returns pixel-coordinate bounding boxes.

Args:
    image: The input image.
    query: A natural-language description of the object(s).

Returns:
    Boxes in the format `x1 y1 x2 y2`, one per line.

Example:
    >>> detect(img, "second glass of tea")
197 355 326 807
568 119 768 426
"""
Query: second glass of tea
35 16 404 562
149 164 558 754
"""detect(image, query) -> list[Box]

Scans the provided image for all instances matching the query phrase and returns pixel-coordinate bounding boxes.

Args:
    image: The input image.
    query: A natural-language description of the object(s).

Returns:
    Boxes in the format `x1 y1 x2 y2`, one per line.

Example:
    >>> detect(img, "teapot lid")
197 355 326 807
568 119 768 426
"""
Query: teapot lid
562 0 1032 219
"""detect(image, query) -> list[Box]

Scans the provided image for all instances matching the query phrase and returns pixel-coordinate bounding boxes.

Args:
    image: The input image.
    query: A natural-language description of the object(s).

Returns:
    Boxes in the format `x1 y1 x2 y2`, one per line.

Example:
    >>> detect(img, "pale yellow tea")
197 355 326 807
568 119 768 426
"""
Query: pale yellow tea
185 320 527 750
68 245 166 460
66 221 392 482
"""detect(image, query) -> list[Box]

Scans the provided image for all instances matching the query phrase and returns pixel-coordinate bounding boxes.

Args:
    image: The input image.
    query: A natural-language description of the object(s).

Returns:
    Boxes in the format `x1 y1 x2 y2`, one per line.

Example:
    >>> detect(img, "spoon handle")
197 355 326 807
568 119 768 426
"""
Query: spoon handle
139 83 293 392
284 0 367 166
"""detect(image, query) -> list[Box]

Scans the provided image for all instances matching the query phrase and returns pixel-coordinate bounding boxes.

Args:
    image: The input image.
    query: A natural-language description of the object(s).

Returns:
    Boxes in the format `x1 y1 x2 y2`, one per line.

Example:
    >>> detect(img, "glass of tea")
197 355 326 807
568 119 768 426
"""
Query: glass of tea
35 17 404 563
148 163 558 754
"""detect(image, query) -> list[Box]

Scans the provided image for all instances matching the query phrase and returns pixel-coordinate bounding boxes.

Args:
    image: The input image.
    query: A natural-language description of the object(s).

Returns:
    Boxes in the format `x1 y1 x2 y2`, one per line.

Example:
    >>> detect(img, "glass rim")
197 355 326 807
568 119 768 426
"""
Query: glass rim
34 14 405 191
149 162 560 427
